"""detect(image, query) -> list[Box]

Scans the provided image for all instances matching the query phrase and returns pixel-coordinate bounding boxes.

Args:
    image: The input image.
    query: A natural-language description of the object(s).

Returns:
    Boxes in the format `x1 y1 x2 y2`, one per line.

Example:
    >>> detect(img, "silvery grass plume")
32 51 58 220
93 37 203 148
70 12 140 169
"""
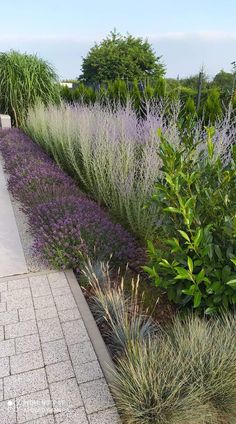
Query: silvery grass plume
25 101 236 239
81 257 156 356
112 313 236 424
25 101 178 239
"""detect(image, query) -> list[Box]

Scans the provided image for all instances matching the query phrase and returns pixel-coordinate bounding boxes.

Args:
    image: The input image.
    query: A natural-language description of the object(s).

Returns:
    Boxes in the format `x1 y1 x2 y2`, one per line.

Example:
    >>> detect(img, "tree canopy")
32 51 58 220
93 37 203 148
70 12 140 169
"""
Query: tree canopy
80 30 165 85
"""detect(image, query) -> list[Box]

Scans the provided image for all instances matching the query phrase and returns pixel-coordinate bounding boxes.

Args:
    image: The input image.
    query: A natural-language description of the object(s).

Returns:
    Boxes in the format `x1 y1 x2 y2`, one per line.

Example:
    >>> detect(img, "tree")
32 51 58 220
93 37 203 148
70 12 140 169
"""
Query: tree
80 30 165 85
0 50 60 126
213 70 235 94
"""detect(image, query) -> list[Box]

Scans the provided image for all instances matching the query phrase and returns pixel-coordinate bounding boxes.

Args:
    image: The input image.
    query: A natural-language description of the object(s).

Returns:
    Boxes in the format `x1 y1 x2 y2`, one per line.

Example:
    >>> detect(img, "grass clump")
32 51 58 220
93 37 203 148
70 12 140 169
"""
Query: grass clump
81 258 156 356
112 313 236 424
0 50 60 126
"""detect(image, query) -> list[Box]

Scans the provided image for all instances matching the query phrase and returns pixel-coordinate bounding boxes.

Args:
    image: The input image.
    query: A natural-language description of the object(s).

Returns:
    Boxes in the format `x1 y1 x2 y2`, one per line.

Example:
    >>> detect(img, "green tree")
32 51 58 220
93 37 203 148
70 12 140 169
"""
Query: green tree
80 30 165 85
213 70 235 94
0 50 60 126
204 88 222 123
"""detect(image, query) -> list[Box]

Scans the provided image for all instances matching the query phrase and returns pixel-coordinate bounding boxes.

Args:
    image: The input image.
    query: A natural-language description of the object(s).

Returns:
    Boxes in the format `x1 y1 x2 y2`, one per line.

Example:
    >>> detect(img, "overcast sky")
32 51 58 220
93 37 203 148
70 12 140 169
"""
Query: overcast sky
0 0 235 79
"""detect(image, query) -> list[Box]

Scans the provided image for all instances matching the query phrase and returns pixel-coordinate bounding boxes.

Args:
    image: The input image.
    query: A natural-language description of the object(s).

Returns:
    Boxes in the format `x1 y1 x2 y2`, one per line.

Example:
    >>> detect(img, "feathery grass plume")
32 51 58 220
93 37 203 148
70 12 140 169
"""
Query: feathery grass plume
112 313 236 424
25 101 235 240
81 258 156 355
0 50 60 127
25 101 169 239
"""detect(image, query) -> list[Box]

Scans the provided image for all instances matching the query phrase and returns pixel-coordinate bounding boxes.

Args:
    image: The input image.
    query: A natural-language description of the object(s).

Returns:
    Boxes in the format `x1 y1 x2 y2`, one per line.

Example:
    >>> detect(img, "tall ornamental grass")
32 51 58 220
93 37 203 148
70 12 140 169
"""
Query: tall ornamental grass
0 51 60 126
25 102 236 240
112 314 236 424
25 102 178 239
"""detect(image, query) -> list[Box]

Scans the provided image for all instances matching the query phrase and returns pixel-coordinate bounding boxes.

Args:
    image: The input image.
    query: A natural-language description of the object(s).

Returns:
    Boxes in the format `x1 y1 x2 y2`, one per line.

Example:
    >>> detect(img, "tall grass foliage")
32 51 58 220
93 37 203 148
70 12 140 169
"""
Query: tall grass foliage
0 50 60 126
25 102 235 240
25 101 180 239
112 314 236 424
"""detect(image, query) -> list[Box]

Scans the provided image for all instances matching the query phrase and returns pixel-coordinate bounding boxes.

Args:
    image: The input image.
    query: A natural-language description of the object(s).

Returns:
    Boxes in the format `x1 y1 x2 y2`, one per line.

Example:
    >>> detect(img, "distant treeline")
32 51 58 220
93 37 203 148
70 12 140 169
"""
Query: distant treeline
61 70 236 124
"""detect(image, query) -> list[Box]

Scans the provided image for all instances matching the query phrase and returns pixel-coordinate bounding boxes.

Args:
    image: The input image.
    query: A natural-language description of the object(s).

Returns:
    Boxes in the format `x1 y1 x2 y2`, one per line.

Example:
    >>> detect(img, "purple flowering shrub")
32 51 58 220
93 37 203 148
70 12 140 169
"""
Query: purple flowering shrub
0 128 137 270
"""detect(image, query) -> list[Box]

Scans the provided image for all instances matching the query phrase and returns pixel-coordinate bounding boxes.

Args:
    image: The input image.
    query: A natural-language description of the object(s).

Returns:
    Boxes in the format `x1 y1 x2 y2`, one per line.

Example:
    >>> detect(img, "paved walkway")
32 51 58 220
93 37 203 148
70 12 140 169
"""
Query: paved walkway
0 153 120 423
0 159 27 277
0 271 120 424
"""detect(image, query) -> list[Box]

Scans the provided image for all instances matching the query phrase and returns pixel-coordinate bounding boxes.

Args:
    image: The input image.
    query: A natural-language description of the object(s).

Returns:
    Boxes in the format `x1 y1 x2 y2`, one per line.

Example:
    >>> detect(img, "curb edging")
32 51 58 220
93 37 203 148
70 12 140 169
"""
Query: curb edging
65 269 115 387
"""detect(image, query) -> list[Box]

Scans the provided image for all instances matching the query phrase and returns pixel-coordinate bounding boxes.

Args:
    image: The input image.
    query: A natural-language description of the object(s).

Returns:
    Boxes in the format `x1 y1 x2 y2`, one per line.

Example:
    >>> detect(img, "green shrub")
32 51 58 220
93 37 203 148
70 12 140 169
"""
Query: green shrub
205 88 222 123
0 50 60 126
112 314 236 424
144 127 236 312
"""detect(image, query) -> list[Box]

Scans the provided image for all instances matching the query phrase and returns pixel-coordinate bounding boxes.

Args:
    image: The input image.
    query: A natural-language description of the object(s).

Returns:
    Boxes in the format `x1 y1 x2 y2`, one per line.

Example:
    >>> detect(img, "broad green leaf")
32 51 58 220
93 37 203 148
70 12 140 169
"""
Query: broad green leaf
164 207 180 214
196 268 205 284
226 279 236 288
174 267 192 280
193 291 202 308
187 256 193 273
178 230 190 242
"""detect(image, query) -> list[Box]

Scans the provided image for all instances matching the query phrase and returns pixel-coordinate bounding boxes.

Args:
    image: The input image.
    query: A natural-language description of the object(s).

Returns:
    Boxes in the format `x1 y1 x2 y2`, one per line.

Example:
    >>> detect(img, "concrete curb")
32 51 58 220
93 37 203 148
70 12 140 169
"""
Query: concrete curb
65 269 116 387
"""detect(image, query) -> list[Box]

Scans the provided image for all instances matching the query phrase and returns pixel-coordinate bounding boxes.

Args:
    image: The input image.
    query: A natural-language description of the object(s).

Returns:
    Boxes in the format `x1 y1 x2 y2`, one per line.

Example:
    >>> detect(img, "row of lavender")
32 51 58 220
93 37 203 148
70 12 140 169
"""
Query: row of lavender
0 128 137 270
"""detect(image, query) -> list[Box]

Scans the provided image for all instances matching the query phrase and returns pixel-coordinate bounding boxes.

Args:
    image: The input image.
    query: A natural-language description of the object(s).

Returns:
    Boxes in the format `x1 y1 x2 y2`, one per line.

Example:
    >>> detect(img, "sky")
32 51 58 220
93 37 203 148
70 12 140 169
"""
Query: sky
0 0 236 80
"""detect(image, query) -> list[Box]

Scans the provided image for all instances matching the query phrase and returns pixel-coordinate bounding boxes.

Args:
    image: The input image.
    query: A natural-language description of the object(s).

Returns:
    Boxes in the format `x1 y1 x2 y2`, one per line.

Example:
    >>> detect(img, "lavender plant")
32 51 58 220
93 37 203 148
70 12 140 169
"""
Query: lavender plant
0 129 137 269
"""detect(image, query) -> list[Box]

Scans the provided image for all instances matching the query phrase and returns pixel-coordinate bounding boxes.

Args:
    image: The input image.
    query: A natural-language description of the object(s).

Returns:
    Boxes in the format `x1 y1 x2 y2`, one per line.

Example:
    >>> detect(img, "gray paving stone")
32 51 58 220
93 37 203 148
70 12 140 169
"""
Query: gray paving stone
19 307 36 321
0 302 6 313
88 408 120 424
8 278 29 291
0 310 18 326
53 295 77 312
0 326 4 341
58 308 81 323
50 286 71 297
10 350 44 374
0 357 9 378
31 283 52 298
50 378 83 413
16 389 52 423
29 275 48 286
47 273 68 289
0 379 3 401
0 339 15 357
62 320 89 346
55 407 88 424
42 339 69 365
4 368 47 399
80 378 114 414
33 296 55 310
25 415 55 424
2 288 33 310
46 361 74 384
74 360 103 384
68 342 97 367
36 307 58 321
0 398 16 423
5 319 38 339
0 281 8 292
16 334 41 354
38 318 63 343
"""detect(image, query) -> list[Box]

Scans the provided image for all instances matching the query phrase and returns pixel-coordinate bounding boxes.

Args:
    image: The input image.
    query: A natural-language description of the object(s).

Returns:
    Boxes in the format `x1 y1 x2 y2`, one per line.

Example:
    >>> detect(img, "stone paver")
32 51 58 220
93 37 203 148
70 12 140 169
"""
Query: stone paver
49 378 83 413
46 361 74 384
0 271 119 422
80 378 115 414
16 389 52 423
10 350 44 374
15 334 41 354
42 339 69 365
4 368 48 399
